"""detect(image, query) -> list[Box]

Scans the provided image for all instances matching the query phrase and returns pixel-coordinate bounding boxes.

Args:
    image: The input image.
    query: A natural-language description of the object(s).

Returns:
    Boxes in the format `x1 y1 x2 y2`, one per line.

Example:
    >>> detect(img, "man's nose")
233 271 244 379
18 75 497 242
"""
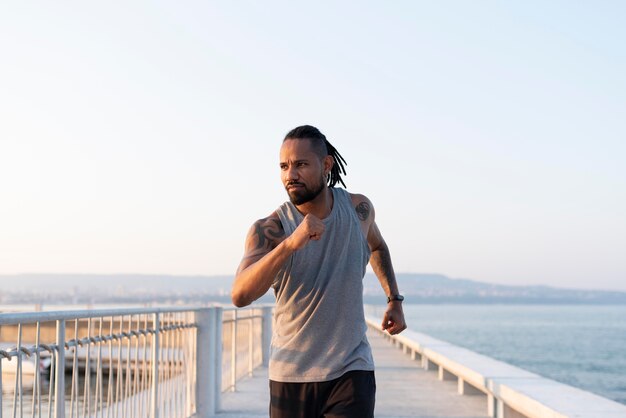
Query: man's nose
285 166 299 181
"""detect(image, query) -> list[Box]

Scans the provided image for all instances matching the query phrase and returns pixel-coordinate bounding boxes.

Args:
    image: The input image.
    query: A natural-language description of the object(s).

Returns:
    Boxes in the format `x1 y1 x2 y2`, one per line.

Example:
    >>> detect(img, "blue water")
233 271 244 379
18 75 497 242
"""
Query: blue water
367 304 626 405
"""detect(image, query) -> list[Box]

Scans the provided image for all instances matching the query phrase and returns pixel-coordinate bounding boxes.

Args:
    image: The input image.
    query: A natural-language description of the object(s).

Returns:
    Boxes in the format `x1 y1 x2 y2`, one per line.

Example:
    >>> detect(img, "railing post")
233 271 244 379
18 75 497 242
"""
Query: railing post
54 319 66 418
0 351 3 417
150 313 160 418
0 357 2 418
261 306 272 367
248 310 254 376
488 393 496 417
214 307 223 413
195 308 216 417
230 310 238 392
496 398 505 418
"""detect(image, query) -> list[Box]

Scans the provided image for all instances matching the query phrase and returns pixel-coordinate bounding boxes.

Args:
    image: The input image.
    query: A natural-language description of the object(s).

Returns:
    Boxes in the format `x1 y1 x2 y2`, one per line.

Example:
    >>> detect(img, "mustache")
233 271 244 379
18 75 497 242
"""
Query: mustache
286 182 305 187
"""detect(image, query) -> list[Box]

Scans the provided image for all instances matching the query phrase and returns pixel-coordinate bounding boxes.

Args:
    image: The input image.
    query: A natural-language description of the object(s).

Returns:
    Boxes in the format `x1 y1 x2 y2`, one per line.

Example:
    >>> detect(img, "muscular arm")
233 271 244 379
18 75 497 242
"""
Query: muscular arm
368 221 400 298
232 212 325 307
231 215 293 307
353 195 407 335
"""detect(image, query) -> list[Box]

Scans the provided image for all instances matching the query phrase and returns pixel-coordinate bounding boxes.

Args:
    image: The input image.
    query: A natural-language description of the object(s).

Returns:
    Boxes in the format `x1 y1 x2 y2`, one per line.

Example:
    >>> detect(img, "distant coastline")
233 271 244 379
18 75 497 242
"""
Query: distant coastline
1 273 625 305
364 273 626 305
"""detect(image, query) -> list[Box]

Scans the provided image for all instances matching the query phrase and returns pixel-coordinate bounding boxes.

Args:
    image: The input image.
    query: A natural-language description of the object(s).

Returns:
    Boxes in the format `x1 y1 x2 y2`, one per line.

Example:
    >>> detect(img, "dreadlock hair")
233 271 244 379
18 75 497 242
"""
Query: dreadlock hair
283 125 348 188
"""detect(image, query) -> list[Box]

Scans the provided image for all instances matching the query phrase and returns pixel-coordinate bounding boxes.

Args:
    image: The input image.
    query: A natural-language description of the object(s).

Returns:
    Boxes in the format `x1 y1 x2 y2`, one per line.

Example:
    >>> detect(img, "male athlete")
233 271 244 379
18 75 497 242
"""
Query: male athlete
232 125 407 418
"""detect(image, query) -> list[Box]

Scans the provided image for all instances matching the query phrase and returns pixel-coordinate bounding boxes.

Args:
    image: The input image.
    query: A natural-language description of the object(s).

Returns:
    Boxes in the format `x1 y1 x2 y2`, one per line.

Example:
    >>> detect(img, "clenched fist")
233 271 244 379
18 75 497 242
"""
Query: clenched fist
286 214 325 251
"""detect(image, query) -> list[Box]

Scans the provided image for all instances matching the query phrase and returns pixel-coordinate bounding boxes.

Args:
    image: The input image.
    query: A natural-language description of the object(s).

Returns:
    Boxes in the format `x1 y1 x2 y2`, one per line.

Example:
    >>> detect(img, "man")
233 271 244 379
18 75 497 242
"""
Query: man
232 125 406 418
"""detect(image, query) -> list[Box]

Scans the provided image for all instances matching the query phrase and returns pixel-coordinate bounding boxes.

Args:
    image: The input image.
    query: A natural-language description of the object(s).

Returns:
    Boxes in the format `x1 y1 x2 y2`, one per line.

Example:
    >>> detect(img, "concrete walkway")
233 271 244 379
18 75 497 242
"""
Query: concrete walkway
218 328 489 418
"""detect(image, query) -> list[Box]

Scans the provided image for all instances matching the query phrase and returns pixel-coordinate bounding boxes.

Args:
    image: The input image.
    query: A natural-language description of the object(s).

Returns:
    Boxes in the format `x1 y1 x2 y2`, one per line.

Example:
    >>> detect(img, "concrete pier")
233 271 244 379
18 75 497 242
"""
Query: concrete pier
217 328 488 417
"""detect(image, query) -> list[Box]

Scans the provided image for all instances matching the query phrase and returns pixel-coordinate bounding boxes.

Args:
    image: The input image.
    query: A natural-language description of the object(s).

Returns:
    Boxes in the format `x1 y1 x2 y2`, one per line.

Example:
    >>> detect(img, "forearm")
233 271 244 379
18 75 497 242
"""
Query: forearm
232 238 295 307
371 243 407 334
370 243 400 297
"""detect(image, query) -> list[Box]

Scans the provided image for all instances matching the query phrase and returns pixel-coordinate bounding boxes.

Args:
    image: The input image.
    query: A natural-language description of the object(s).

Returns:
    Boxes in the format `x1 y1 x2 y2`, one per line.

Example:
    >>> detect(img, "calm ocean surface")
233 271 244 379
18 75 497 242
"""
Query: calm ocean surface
367 304 626 405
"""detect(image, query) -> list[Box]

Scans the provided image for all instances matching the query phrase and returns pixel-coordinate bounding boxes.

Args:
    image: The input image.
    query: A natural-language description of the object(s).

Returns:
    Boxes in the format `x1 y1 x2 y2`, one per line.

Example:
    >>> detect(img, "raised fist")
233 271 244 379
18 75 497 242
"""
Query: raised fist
287 214 325 251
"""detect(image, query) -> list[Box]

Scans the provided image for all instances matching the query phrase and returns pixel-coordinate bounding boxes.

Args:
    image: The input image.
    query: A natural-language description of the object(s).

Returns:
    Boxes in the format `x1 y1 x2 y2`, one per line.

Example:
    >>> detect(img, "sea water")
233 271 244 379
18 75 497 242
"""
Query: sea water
367 304 626 405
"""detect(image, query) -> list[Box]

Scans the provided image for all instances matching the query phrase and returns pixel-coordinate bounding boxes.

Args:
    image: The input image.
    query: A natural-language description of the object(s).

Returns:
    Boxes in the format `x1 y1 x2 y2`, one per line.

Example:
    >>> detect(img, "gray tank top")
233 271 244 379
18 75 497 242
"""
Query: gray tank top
271 187 375 382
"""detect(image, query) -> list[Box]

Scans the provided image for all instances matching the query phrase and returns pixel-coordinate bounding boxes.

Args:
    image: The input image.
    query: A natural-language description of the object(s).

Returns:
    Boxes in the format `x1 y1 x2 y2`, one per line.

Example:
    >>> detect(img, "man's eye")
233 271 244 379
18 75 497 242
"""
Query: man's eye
297 162 306 167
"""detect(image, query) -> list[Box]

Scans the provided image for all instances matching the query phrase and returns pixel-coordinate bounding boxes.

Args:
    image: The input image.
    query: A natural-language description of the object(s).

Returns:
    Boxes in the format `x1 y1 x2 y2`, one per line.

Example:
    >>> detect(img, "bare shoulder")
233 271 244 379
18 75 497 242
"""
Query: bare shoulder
348 192 375 223
247 211 285 249
255 211 282 226
236 212 285 274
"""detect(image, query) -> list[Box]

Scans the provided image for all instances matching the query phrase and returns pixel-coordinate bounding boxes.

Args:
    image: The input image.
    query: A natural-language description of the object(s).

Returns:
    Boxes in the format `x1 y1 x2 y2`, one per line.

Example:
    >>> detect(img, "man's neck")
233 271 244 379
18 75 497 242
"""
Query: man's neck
296 187 334 220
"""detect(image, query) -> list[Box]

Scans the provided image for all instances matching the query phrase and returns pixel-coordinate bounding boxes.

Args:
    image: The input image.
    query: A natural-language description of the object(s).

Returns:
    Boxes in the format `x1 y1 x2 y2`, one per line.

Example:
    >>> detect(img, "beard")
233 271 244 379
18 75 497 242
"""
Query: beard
286 176 326 205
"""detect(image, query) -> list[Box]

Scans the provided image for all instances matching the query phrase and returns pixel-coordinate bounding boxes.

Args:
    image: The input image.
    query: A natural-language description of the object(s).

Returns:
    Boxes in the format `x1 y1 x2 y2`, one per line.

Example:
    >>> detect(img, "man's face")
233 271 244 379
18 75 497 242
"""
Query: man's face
279 139 327 205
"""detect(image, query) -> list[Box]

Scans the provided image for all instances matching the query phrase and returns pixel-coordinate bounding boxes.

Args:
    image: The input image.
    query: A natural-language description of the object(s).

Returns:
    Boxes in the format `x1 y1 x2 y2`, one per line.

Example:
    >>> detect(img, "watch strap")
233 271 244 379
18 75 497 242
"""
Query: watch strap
387 294 404 303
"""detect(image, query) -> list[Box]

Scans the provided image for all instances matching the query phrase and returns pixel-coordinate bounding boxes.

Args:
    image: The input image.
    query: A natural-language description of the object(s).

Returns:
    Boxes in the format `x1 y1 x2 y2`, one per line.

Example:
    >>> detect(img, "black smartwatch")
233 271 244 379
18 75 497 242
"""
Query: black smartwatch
387 294 404 304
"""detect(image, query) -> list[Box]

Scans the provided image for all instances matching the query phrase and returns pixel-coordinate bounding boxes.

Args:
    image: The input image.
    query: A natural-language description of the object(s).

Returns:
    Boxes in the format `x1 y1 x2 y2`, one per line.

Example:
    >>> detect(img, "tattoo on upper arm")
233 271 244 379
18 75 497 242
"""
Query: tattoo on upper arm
355 201 371 222
250 218 284 252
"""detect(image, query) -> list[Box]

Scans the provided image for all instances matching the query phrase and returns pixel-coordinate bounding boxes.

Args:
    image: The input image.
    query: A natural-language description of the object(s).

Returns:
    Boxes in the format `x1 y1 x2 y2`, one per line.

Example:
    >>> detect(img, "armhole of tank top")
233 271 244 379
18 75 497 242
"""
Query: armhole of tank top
272 252 293 296
273 207 292 291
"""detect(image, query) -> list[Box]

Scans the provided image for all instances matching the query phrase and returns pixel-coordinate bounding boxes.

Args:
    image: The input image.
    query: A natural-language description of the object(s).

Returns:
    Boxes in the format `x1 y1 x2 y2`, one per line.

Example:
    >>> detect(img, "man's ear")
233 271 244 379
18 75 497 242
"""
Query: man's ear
323 155 334 176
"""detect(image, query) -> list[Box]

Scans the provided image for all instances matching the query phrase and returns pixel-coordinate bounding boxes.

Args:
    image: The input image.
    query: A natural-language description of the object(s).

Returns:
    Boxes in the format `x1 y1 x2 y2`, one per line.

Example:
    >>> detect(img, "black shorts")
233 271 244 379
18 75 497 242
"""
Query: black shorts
269 370 376 418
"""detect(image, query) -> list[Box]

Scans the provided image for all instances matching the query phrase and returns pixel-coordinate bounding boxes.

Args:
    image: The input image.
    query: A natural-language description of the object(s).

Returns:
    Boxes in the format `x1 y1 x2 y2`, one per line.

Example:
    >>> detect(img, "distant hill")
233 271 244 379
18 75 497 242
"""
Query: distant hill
2 273 233 293
1 273 625 305
363 273 626 304
0 274 237 305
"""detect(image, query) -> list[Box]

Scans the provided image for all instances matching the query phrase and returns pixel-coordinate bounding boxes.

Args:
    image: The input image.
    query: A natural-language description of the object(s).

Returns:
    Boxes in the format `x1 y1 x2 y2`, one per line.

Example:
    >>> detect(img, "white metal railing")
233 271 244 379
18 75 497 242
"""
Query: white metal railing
0 305 273 418
220 307 272 395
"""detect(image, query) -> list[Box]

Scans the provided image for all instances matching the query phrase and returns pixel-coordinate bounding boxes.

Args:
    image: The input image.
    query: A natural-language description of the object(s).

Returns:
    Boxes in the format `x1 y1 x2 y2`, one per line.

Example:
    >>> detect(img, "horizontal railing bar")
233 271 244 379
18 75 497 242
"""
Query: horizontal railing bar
0 306 209 325
0 323 198 361
0 344 55 359
222 315 263 324
221 304 273 312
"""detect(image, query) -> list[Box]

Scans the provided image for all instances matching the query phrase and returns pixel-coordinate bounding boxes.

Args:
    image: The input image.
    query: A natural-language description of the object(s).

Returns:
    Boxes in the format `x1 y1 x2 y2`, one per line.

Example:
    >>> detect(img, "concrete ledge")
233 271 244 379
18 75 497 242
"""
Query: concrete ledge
489 377 626 418
365 315 626 418
423 344 540 392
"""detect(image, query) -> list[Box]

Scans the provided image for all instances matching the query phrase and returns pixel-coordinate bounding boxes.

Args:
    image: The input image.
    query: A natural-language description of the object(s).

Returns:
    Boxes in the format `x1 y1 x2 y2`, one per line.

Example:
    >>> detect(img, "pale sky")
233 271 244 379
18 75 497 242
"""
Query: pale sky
1 1 625 291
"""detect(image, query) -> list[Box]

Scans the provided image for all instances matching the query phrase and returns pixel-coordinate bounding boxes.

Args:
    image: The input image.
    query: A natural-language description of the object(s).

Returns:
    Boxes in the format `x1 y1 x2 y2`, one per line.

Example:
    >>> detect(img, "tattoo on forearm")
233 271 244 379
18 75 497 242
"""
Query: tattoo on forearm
355 202 371 221
376 250 393 278
252 218 284 251
371 247 398 295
